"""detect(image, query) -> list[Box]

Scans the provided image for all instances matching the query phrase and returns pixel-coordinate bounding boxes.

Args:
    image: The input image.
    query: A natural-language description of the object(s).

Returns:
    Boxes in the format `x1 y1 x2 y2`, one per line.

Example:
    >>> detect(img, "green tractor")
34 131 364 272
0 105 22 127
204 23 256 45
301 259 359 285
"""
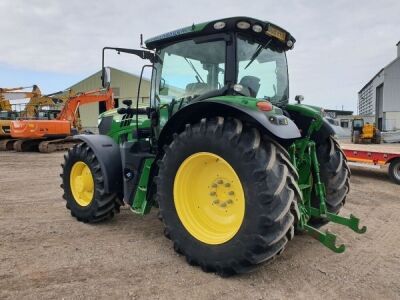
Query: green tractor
61 17 366 276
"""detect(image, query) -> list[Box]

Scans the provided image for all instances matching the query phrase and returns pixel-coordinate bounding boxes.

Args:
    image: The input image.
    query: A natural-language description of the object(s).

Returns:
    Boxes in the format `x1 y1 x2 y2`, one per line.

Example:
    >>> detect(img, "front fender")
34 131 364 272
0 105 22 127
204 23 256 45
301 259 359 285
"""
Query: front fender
285 103 335 141
73 134 122 193
157 100 301 149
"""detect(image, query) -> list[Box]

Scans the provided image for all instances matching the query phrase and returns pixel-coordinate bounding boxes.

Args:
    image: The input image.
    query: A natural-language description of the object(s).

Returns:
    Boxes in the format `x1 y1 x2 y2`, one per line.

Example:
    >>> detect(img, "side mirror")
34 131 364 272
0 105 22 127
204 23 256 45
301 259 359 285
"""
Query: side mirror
295 95 304 104
101 67 111 88
117 107 127 115
160 78 166 90
122 99 132 107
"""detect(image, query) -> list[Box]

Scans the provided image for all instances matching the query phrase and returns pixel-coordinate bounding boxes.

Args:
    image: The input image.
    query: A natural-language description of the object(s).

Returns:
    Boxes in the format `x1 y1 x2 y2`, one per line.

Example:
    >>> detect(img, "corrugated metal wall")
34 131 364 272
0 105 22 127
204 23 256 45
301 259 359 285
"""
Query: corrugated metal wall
382 60 400 112
358 57 400 130
358 70 384 116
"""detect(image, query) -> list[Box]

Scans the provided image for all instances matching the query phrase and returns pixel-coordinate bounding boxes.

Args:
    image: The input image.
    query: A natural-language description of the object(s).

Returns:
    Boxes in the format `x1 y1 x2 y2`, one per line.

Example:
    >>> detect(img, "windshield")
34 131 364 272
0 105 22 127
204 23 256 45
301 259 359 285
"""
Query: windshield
155 38 226 103
237 35 289 106
353 119 364 128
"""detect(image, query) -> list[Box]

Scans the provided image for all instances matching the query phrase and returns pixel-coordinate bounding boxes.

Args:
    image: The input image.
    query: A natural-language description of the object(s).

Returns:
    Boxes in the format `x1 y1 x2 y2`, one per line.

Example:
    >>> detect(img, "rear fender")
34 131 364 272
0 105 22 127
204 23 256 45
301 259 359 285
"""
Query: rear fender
157 100 301 149
73 134 122 193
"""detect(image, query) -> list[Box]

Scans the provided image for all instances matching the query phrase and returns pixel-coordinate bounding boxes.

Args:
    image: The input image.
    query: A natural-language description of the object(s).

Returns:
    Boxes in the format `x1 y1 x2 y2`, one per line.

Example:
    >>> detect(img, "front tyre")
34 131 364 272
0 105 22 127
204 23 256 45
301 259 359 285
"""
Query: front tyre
156 117 301 276
310 137 350 226
61 143 120 223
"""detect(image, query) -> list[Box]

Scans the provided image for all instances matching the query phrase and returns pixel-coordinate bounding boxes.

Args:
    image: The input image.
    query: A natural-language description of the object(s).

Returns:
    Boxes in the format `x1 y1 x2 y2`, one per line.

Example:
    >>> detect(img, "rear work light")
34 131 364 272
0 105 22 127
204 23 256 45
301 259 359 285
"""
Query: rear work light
256 101 273 111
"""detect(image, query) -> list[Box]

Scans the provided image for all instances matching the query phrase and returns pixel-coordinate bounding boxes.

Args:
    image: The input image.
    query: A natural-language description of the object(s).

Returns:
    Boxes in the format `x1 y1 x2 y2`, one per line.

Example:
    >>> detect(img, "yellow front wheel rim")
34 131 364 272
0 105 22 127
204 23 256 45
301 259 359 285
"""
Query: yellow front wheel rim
70 161 94 207
173 152 245 245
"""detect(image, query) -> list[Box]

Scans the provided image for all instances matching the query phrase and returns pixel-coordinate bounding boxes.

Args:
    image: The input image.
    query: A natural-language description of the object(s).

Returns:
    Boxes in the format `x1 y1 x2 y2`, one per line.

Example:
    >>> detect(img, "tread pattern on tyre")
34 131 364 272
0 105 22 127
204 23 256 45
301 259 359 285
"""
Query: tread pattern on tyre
156 117 301 276
388 158 400 185
60 142 120 223
310 137 350 226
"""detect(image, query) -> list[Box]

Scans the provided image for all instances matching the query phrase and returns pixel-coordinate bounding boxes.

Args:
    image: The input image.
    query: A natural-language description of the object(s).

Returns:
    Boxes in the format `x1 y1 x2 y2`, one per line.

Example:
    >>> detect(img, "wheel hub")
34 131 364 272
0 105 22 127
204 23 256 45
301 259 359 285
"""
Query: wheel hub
173 152 245 245
209 178 236 209
70 161 94 207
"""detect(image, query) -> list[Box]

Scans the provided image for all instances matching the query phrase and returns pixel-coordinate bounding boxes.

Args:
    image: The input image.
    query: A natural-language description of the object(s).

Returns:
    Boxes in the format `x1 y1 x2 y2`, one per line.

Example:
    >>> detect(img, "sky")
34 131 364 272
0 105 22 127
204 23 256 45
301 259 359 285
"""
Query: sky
0 0 399 112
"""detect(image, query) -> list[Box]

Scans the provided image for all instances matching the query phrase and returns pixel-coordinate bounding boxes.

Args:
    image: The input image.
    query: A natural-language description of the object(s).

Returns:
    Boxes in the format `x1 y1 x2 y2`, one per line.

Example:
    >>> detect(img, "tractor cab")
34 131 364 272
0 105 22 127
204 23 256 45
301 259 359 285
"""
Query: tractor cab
100 17 300 144
146 17 295 109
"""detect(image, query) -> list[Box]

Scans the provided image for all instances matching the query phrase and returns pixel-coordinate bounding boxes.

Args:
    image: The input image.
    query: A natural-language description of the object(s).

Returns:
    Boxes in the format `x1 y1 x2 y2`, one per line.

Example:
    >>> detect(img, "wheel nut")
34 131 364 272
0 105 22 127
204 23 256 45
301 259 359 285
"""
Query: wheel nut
210 191 216 196
213 199 220 204
217 179 223 184
227 199 233 204
220 202 227 207
211 183 217 188
224 183 231 187
228 191 234 196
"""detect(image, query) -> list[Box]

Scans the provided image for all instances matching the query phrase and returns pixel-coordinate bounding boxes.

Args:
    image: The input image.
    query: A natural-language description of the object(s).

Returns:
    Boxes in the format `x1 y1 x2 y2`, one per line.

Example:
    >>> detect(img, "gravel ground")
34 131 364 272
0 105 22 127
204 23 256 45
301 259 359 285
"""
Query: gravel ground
0 151 399 299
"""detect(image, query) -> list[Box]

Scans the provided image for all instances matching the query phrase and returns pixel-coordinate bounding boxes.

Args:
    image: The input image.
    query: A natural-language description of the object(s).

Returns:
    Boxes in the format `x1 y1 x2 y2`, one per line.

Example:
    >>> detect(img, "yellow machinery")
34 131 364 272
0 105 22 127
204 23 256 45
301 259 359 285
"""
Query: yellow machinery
0 86 35 138
351 117 381 144
0 86 34 111
0 85 63 145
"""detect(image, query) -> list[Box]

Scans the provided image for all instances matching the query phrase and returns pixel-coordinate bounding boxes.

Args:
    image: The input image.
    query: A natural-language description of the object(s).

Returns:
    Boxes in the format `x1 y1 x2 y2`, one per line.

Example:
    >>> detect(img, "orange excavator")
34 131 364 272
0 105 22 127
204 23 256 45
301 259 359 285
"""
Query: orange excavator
10 88 114 152
0 85 64 150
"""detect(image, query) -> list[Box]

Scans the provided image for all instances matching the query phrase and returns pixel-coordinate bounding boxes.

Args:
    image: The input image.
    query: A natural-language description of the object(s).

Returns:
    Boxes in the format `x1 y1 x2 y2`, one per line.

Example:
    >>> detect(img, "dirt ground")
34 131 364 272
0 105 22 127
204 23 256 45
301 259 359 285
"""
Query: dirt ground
0 151 399 299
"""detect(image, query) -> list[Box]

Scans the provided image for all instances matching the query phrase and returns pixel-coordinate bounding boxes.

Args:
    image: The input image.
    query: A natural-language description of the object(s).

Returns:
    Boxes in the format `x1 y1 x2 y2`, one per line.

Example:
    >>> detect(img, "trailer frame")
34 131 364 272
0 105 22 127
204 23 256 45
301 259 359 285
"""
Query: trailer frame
341 144 400 185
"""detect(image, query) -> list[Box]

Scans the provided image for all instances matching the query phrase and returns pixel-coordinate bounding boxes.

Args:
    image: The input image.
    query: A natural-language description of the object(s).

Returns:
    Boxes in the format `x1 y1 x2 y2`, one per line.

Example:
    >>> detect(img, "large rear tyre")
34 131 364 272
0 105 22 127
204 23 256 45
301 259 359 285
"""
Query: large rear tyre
60 143 120 223
156 117 300 276
310 137 350 226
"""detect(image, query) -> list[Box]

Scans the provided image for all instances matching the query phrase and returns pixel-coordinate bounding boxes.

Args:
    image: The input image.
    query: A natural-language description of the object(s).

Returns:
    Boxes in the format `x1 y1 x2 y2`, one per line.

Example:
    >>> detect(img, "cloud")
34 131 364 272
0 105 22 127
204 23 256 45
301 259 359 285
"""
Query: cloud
0 0 399 111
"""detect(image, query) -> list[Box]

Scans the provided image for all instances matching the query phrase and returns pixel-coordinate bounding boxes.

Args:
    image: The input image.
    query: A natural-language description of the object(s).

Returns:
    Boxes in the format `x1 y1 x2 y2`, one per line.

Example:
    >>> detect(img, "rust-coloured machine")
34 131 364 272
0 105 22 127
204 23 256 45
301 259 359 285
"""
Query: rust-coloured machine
9 88 113 152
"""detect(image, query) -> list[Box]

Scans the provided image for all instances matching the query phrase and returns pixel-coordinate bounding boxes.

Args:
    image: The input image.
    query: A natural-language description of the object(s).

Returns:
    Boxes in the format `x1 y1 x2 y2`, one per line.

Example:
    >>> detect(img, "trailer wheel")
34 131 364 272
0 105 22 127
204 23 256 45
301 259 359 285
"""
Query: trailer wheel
310 137 350 227
389 159 400 185
156 117 300 276
60 143 120 223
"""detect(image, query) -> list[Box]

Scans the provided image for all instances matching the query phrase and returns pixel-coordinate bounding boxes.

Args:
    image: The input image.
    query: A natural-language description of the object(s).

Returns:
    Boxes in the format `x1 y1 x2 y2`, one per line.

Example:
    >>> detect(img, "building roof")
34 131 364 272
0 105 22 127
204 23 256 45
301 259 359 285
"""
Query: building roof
359 42 400 93
68 67 145 89
358 68 384 94
325 109 353 116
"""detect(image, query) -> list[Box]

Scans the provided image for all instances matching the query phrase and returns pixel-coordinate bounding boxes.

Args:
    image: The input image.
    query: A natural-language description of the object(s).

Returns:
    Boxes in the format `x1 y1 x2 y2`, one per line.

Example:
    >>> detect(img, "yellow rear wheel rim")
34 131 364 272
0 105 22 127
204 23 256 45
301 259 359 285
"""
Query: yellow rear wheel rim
70 161 94 207
173 152 245 245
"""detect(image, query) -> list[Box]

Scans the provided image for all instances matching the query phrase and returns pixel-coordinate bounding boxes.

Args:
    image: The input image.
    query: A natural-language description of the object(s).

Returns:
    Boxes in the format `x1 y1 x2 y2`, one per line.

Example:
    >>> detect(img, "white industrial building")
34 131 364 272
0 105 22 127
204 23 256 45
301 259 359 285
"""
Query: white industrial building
67 67 150 131
358 42 400 131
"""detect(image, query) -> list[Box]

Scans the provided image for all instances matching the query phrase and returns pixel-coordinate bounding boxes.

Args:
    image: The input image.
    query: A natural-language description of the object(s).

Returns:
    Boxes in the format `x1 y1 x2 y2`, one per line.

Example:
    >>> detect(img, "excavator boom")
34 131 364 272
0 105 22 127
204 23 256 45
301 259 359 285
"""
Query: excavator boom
57 88 113 128
0 86 35 112
0 85 40 138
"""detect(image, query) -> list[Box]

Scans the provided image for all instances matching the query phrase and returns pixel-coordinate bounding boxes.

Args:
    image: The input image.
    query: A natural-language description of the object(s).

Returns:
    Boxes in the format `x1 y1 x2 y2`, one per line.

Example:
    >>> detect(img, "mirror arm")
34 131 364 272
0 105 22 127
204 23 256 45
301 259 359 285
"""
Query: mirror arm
102 47 155 88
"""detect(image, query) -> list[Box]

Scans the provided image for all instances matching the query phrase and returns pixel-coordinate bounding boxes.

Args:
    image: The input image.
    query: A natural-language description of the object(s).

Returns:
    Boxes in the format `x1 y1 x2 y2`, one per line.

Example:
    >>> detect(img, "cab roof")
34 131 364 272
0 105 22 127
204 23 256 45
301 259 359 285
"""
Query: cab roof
145 16 296 51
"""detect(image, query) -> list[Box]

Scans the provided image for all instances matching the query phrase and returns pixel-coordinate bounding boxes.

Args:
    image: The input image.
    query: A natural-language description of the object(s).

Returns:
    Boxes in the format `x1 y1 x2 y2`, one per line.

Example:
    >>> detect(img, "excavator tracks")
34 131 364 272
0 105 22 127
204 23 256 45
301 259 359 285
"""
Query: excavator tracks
9 137 80 153
37 137 80 153
0 139 17 151
13 139 44 152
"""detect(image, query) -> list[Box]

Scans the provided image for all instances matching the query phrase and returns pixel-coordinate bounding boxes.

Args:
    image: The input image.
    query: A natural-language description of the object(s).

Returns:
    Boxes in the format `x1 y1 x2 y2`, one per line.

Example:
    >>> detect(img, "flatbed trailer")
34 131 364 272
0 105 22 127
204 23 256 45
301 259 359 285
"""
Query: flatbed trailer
340 142 400 185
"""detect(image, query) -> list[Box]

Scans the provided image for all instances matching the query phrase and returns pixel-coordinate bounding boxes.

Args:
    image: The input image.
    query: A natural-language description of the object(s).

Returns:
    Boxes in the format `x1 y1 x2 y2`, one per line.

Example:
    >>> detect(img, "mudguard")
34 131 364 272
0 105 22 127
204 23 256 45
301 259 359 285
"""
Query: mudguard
157 100 301 148
314 117 336 141
73 134 122 193
285 103 335 142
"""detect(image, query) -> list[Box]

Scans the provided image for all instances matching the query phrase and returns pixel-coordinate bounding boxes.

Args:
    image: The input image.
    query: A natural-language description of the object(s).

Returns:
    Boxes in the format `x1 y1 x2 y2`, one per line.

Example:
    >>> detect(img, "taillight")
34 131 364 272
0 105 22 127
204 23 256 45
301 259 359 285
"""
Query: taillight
256 101 273 112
